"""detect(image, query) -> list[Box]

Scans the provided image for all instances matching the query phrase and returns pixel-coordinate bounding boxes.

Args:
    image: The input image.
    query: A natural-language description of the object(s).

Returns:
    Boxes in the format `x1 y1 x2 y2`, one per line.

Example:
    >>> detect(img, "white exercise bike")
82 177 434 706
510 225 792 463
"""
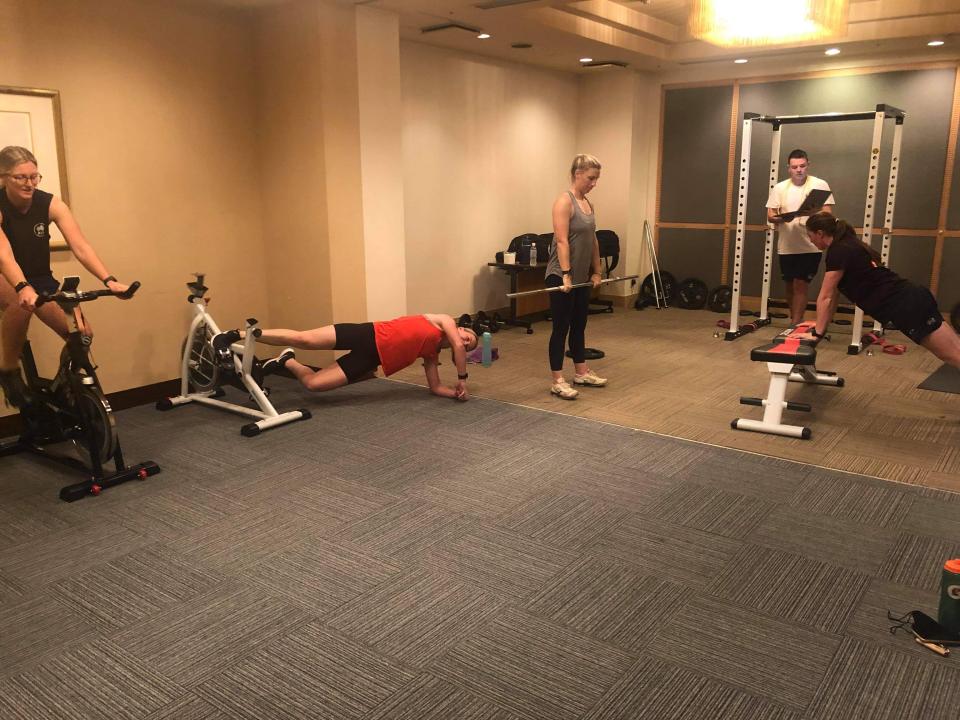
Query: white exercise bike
156 273 311 436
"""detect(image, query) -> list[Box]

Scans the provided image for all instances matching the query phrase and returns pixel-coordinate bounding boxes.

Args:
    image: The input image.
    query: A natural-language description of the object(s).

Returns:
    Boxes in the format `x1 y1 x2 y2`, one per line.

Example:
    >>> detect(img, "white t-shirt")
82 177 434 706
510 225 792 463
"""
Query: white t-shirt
765 176 834 254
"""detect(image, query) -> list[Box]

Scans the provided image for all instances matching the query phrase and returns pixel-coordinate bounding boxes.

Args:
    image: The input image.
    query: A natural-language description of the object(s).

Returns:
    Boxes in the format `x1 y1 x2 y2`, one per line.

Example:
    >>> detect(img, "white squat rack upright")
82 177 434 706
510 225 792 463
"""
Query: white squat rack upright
726 103 906 354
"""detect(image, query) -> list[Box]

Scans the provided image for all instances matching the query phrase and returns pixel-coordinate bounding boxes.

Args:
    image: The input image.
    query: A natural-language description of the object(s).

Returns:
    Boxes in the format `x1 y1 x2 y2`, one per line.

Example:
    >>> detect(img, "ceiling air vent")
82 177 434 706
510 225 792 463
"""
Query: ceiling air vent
421 22 482 35
475 0 543 8
581 60 629 68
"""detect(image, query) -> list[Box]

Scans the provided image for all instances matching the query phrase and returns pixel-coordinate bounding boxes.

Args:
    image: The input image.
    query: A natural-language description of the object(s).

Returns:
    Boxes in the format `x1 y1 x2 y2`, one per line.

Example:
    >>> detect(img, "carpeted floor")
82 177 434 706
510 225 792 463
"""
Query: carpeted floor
1 378 959 719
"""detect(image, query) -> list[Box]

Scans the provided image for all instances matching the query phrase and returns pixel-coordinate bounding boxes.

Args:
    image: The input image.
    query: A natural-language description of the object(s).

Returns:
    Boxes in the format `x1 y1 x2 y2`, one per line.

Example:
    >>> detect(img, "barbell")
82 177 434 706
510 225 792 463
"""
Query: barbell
506 275 639 299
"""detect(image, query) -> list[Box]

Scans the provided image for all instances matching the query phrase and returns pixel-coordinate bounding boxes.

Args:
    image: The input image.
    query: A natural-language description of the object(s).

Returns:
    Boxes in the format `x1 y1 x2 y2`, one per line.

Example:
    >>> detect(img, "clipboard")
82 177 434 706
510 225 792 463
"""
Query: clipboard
778 188 832 222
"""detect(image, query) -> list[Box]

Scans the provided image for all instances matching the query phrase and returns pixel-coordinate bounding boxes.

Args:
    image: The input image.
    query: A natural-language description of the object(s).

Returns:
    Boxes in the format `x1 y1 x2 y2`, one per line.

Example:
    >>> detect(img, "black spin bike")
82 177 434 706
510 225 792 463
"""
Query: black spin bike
0 276 160 501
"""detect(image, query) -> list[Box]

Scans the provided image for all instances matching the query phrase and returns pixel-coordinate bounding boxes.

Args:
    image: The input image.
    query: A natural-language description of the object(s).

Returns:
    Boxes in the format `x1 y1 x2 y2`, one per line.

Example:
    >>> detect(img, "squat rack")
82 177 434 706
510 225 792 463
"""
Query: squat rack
726 103 906 354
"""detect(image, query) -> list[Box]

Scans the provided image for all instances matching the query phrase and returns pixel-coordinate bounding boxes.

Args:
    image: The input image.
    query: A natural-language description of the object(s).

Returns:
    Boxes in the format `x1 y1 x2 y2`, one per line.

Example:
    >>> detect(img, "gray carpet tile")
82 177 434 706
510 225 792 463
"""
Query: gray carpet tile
239 537 404 615
407 470 550 520
197 455 335 505
639 481 775 539
680 453 810 503
335 498 474 562
0 522 151 588
747 505 899 572
421 524 579 600
594 515 742 588
360 673 523 720
50 544 227 631
0 499 73 550
146 694 231 720
169 507 341 575
877 532 960 591
494 492 631 550
326 569 505 668
646 595 842 711
0 568 24 604
844 577 948 663
429 605 635 720
790 472 913 527
525 556 688 654
0 638 183 720
109 485 251 541
600 433 713 477
111 584 314 686
0 594 101 679
582 655 800 720
194 621 416 720
899 496 960 542
806 636 960 720
553 460 680 512
709 545 870 634
277 475 403 525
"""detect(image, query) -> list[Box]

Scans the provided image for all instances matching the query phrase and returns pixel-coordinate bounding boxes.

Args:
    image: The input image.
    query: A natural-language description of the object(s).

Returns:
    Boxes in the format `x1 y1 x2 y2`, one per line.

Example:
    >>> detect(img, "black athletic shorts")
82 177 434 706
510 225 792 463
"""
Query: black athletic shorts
333 322 382 383
779 252 822 282
874 285 943 344
27 274 60 296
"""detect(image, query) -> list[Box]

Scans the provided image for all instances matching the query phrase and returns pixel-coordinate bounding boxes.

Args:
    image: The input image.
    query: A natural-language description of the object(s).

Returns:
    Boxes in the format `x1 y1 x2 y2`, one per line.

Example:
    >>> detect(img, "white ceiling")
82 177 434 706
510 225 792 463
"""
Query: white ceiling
192 0 960 73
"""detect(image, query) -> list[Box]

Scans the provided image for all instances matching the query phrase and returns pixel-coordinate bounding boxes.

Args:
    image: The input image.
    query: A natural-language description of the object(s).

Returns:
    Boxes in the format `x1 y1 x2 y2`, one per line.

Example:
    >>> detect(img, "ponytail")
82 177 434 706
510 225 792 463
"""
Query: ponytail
805 212 882 264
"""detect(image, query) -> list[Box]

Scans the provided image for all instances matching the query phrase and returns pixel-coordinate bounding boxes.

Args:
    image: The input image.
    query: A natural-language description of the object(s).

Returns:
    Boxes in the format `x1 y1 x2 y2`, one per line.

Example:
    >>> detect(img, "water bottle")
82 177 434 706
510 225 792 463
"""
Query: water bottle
481 332 492 367
938 558 960 633
529 240 538 266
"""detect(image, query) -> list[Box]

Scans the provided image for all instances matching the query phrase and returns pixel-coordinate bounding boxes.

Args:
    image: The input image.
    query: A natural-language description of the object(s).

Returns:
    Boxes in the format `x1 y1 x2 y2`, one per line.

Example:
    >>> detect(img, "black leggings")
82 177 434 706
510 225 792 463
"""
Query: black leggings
546 274 590 371
333 323 382 383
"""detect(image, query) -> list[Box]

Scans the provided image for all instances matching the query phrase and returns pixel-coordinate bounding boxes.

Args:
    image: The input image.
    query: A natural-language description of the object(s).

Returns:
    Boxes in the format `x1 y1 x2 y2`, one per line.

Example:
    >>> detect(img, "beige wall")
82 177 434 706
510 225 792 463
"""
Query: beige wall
400 42 580 316
1 0 268 413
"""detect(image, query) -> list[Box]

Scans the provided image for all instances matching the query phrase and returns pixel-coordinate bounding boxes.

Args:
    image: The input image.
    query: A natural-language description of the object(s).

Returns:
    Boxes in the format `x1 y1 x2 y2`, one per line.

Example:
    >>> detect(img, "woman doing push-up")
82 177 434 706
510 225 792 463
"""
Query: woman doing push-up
803 212 960 368
214 314 478 400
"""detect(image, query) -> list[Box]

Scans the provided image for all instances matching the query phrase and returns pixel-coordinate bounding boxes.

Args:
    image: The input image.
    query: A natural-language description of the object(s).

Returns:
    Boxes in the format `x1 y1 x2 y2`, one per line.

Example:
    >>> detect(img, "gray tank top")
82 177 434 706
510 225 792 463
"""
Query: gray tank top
545 190 596 285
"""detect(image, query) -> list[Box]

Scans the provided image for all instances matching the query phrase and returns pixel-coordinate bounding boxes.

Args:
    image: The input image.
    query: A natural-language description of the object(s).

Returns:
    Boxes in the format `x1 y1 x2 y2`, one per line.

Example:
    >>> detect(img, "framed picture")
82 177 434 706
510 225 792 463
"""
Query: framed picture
0 85 69 248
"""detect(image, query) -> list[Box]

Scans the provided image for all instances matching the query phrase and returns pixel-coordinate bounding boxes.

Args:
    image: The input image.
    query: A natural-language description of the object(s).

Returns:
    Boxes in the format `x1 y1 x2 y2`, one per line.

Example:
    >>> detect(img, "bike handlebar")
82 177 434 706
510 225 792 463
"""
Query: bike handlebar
36 280 141 308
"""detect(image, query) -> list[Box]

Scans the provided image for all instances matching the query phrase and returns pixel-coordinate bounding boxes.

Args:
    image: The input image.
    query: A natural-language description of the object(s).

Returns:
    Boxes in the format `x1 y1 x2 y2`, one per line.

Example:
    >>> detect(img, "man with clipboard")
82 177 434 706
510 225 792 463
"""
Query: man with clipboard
766 149 835 324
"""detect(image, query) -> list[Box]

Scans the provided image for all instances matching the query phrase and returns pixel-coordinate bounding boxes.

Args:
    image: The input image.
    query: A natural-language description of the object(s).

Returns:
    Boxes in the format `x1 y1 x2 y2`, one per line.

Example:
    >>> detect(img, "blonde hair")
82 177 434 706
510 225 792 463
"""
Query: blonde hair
570 153 601 180
0 146 38 187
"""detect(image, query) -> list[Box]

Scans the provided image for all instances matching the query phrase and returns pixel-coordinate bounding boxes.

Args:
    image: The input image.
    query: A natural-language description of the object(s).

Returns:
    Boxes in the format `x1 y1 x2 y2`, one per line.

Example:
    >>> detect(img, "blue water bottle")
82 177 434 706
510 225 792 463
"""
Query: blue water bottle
481 332 492 367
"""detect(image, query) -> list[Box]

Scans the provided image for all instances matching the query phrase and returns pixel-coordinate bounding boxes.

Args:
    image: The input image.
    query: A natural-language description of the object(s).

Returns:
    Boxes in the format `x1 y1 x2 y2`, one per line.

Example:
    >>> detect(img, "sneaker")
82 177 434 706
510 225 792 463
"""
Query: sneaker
573 369 607 387
212 329 241 353
550 380 579 400
262 348 295 374
0 368 32 408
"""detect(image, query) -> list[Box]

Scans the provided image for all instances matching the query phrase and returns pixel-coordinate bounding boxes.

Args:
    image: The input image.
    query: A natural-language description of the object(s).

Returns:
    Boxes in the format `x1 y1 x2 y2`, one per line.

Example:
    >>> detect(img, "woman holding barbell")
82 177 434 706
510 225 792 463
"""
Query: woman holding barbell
803 212 960 367
544 153 607 400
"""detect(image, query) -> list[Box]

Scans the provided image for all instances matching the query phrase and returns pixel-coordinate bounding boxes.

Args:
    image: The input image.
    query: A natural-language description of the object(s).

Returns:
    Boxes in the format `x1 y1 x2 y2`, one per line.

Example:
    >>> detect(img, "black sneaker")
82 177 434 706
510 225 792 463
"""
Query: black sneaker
262 348 295 375
212 329 241 353
0 368 32 409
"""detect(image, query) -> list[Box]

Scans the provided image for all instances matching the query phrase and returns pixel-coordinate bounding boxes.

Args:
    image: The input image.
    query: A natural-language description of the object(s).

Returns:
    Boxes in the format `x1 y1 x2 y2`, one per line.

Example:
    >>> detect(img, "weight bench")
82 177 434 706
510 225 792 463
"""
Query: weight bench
732 321 844 440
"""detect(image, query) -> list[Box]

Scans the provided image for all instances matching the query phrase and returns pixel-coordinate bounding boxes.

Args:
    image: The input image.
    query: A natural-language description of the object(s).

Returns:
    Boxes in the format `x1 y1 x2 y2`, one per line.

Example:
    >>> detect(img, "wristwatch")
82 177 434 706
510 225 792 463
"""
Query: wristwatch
14 281 29 293
561 269 572 275
458 372 469 380
102 275 117 287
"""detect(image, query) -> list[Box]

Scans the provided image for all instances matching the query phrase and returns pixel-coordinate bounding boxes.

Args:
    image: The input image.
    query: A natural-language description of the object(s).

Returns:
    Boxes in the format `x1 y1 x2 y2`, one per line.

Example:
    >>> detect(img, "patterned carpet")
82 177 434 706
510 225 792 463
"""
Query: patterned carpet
0 377 959 719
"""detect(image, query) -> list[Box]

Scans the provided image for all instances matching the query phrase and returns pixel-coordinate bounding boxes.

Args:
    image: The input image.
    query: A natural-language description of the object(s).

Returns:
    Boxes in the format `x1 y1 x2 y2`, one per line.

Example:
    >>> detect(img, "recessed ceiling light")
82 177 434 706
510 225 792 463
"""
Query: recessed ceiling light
734 58 748 64
824 48 841 56
477 33 491 39
579 57 593 63
928 40 945 47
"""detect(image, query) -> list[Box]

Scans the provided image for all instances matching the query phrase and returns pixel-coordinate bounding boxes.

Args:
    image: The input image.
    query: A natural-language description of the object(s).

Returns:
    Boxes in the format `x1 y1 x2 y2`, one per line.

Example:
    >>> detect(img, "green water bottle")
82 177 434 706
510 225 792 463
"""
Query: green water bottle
937 558 960 634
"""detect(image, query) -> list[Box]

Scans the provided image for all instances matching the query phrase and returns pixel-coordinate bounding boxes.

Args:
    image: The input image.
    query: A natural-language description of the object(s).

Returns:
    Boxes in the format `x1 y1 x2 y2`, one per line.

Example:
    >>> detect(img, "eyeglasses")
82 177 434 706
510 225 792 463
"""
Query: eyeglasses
3 174 42 185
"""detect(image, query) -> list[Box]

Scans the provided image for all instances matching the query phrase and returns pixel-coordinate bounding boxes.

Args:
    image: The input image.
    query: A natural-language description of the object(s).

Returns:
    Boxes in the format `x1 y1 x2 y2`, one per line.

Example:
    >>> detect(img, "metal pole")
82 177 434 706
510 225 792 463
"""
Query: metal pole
760 124 782 322
507 275 639 298
849 110 885 354
727 115 753 337
873 119 903 334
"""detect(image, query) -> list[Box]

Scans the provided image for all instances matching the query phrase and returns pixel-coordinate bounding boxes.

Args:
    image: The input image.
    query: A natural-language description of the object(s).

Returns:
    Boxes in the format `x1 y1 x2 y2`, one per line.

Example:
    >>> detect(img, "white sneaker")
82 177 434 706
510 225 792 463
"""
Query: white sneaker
573 369 607 387
551 380 579 400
